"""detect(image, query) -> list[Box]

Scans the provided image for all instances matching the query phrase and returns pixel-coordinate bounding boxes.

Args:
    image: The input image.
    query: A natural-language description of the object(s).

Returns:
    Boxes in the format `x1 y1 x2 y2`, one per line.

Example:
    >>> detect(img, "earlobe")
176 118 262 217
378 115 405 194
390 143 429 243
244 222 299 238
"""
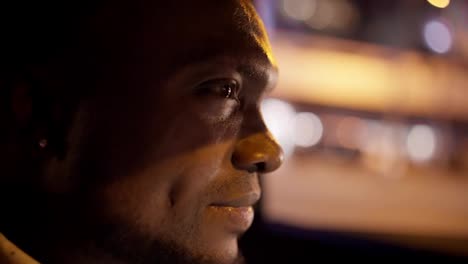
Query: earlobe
8 77 51 157
6 74 69 174
38 138 48 149
1 76 51 187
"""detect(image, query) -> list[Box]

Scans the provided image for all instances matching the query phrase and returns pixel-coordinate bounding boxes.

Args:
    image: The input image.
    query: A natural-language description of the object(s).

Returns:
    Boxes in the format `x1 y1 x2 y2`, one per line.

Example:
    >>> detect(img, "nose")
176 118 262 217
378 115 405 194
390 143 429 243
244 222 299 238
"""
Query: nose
231 131 283 173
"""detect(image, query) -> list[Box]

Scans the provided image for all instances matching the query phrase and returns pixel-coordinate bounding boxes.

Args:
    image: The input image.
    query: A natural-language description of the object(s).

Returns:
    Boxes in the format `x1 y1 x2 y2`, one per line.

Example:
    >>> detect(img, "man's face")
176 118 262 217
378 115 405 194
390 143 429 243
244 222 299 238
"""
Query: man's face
46 1 282 263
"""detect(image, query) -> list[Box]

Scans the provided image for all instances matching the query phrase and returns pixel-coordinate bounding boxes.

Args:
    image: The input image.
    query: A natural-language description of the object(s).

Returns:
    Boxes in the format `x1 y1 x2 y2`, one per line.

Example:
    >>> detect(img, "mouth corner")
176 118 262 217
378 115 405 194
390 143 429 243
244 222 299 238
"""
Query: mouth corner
212 192 261 208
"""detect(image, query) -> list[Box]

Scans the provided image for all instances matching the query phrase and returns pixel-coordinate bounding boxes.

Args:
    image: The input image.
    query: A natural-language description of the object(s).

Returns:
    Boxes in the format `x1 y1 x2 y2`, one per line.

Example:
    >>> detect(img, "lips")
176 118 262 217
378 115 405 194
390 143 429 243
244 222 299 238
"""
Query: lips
209 192 260 233
211 192 261 208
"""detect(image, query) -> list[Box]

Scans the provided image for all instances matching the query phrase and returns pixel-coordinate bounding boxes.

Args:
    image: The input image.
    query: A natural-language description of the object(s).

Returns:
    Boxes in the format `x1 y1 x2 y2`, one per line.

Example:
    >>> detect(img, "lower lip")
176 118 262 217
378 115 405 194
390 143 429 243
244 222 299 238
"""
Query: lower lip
209 206 254 232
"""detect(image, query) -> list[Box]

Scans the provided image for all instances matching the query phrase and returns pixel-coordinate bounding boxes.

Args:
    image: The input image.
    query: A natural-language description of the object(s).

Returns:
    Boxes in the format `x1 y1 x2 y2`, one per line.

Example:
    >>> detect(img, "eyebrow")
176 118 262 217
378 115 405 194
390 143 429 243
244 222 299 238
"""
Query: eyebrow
237 63 278 93
168 53 278 93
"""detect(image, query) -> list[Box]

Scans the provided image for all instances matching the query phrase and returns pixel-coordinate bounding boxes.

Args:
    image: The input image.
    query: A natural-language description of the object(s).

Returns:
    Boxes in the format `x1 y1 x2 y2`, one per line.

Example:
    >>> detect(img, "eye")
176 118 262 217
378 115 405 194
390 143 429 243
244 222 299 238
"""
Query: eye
196 79 240 101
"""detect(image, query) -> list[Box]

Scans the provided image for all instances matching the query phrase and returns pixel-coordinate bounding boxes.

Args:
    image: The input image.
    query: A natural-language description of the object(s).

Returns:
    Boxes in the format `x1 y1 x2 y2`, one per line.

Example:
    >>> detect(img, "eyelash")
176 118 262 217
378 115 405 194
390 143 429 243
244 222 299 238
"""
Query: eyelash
196 79 240 102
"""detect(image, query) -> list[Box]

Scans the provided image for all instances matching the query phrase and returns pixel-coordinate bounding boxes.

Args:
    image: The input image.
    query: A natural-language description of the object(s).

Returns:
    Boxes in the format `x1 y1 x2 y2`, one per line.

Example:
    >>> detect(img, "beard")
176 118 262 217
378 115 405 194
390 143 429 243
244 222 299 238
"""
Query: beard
69 220 246 264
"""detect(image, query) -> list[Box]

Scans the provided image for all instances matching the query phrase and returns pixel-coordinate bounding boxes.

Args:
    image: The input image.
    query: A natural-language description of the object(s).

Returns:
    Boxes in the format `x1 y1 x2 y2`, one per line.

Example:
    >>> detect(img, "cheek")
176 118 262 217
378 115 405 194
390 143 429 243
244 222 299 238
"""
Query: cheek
151 102 241 162
168 141 235 207
161 143 242 260
83 94 242 233
94 168 172 232
83 137 241 263
194 98 239 123
89 141 235 234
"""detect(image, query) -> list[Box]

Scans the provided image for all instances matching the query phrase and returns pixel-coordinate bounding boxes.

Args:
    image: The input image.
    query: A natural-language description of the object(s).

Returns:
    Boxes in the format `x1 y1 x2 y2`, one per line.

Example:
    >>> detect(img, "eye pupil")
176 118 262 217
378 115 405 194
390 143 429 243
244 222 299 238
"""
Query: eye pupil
196 79 238 100
223 84 233 98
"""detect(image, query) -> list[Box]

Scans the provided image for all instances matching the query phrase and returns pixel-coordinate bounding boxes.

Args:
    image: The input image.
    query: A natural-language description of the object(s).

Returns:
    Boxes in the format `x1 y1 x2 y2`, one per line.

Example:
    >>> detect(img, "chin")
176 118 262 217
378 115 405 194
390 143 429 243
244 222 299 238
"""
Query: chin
85 221 245 264
182 233 243 264
211 237 241 264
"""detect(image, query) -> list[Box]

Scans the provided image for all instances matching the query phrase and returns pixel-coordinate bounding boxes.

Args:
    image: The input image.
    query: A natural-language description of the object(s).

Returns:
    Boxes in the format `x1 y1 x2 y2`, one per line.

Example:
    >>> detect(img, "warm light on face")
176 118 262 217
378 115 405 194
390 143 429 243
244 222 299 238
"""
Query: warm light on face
427 0 450 8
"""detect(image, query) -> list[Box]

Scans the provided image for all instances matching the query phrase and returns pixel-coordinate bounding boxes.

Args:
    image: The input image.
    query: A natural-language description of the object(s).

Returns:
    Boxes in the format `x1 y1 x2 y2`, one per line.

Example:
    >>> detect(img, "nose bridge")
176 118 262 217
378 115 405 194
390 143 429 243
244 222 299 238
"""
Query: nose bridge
241 105 268 137
231 106 283 173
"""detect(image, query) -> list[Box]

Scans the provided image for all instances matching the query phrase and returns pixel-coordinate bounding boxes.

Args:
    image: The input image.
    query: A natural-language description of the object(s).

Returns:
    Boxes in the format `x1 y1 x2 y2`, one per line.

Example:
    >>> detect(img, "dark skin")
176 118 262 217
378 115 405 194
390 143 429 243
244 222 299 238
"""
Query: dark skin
0 1 282 263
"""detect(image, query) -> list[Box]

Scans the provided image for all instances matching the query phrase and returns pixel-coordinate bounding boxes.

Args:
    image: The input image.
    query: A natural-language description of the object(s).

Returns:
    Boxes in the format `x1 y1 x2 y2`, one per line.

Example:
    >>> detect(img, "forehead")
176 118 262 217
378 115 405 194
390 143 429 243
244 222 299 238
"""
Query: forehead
139 0 276 70
79 0 277 97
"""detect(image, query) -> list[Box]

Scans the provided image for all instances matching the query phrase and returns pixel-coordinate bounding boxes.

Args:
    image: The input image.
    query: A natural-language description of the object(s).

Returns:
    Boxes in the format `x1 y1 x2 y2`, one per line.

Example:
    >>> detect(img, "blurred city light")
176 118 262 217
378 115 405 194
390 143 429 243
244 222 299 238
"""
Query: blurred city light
261 98 296 158
254 0 276 34
423 19 453 54
427 0 450 9
281 0 317 22
271 35 468 121
361 122 401 175
292 112 323 147
259 0 468 255
304 0 333 30
305 0 359 32
406 125 437 163
279 0 358 32
336 116 366 149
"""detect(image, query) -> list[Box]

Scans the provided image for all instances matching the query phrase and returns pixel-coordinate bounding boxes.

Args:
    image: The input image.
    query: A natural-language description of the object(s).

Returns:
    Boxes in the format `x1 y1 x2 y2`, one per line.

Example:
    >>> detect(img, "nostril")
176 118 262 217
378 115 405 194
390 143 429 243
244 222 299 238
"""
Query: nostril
255 162 266 173
244 163 266 173
246 166 257 173
231 133 283 173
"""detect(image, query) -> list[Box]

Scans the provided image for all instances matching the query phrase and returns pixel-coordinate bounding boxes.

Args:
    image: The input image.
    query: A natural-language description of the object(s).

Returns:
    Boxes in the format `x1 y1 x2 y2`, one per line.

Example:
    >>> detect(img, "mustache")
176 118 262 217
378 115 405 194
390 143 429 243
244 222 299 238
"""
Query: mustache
207 171 261 206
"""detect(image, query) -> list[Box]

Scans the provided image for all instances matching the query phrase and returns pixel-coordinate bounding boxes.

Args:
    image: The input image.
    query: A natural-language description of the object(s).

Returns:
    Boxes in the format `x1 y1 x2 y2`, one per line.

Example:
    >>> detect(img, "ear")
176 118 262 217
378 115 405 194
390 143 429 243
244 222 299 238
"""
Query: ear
2 72 73 193
0 75 39 186
8 75 53 157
